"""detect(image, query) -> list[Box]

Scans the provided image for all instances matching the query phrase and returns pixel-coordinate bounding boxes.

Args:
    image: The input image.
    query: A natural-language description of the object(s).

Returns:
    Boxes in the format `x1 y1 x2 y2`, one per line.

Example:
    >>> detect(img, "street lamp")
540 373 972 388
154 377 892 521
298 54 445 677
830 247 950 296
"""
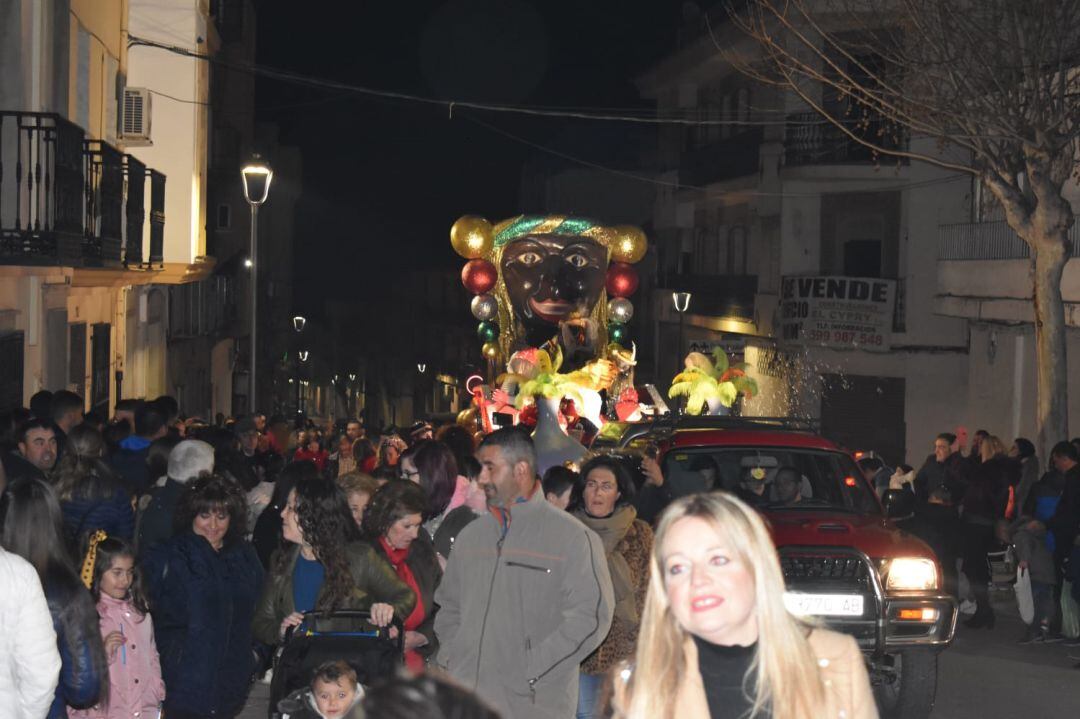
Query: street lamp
672 291 692 370
292 315 306 332
299 350 309 362
241 154 273 414
417 363 427 374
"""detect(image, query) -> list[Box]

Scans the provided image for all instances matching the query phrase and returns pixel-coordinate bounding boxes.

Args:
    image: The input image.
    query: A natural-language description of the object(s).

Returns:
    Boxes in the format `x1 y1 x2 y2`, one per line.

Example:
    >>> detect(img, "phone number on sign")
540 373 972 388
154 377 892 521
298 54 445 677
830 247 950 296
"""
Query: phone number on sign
806 329 884 345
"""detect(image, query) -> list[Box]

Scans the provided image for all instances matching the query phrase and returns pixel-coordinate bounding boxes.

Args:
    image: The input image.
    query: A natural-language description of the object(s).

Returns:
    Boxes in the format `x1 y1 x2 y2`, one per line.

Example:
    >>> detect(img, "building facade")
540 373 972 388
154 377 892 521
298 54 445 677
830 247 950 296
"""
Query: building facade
0 0 185 415
639 7 973 466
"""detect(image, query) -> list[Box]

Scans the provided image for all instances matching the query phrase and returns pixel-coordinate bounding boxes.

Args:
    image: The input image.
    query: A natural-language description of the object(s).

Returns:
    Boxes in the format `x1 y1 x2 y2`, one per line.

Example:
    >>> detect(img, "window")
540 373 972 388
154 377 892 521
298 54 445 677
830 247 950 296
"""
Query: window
217 203 232 230
729 226 748 275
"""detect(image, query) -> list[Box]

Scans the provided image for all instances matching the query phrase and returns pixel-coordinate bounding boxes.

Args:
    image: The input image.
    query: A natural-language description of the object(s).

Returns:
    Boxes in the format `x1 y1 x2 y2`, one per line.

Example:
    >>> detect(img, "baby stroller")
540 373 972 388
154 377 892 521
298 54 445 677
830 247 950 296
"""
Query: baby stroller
268 609 404 719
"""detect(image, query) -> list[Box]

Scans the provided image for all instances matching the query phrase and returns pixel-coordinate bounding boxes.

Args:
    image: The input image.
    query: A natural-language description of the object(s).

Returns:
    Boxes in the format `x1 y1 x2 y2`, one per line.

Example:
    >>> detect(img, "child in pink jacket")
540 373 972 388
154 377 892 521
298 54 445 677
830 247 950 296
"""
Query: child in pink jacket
70 534 164 719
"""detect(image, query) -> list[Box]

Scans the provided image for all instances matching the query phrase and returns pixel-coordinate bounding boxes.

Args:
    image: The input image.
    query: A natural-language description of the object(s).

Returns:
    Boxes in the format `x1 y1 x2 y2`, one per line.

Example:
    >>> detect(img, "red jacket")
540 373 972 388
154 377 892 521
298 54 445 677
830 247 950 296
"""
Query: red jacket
293 448 328 471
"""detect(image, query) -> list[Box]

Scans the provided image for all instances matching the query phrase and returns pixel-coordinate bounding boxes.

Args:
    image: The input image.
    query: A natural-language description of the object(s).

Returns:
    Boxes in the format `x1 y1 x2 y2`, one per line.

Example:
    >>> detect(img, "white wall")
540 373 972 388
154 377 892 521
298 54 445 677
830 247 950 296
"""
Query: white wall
126 0 209 265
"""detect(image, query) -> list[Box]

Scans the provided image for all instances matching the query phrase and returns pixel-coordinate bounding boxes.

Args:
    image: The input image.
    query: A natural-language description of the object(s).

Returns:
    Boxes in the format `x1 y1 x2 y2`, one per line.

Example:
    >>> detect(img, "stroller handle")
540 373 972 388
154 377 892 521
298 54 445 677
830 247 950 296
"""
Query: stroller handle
283 609 405 651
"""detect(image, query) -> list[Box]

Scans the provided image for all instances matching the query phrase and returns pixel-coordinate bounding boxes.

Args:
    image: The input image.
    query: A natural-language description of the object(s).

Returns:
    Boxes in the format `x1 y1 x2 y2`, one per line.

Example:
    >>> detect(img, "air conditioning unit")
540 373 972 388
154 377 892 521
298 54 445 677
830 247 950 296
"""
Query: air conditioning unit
121 88 152 145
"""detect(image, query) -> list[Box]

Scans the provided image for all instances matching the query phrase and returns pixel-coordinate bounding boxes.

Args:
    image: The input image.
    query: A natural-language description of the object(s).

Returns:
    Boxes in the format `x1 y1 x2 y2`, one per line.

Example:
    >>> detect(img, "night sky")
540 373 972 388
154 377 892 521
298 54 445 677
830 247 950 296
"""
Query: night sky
255 0 678 318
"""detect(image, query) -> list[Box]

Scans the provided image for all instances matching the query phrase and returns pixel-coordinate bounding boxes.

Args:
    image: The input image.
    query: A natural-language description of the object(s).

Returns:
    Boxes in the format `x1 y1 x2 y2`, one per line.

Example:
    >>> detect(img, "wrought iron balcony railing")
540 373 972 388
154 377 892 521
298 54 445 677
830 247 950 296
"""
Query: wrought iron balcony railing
784 112 909 167
0 110 166 268
938 219 1080 260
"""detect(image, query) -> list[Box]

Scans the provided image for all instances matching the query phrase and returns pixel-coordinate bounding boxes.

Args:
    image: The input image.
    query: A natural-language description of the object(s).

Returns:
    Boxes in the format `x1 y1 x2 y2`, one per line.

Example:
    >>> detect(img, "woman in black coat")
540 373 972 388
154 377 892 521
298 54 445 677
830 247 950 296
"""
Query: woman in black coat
364 480 442 672
960 436 1015 629
142 474 264 719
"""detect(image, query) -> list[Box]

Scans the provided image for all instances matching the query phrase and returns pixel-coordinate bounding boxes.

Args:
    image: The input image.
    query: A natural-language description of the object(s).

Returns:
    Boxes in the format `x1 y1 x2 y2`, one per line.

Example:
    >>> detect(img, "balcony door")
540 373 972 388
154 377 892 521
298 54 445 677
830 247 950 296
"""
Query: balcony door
821 191 899 279
90 323 111 416
0 331 24 412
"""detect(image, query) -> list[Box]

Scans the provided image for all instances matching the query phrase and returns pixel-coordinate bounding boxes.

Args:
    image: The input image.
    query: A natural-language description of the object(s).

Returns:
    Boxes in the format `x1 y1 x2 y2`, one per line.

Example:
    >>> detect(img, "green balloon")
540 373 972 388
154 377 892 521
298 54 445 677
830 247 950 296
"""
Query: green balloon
609 323 629 344
477 321 499 343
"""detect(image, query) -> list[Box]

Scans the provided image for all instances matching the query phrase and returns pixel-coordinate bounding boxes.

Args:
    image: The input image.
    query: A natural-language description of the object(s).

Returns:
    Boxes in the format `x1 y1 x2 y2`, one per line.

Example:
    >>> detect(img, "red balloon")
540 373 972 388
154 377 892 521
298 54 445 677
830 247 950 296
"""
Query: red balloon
606 262 639 298
461 259 497 295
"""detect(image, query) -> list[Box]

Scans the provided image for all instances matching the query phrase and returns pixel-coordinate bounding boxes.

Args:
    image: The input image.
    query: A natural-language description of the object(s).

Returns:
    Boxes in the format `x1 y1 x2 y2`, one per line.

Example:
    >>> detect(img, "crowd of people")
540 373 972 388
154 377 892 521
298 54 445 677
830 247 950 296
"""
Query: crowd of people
0 387 919 718
862 428 1080 649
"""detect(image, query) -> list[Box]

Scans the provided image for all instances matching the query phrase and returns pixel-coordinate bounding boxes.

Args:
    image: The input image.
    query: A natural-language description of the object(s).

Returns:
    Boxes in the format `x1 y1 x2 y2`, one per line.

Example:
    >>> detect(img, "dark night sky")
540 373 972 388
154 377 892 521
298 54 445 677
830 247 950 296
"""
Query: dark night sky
254 0 678 318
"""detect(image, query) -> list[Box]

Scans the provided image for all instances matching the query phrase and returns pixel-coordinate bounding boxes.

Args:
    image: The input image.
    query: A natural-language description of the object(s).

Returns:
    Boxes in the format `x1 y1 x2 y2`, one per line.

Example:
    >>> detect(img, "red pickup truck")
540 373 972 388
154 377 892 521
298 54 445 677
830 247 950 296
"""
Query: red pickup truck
600 415 958 719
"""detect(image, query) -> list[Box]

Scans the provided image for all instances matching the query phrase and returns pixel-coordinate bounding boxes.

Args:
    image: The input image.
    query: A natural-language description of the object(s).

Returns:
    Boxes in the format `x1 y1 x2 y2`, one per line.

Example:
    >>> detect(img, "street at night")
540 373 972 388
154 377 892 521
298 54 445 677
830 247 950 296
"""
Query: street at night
4 1 1080 719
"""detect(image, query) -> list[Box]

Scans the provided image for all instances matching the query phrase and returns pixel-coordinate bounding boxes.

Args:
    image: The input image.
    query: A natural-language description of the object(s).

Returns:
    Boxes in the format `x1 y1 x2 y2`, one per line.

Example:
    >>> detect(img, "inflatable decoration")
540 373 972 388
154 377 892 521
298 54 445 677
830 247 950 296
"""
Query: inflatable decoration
668 348 759 416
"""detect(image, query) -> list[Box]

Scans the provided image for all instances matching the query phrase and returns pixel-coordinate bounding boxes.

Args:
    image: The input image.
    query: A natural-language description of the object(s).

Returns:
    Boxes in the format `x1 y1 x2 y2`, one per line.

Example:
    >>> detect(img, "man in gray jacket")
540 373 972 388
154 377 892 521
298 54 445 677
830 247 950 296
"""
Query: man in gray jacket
434 428 614 718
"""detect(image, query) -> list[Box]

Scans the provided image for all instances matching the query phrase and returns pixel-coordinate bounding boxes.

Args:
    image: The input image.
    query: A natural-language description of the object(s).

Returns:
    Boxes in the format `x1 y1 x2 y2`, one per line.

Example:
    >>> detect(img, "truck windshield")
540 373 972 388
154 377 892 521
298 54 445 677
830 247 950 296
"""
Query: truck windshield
661 446 881 515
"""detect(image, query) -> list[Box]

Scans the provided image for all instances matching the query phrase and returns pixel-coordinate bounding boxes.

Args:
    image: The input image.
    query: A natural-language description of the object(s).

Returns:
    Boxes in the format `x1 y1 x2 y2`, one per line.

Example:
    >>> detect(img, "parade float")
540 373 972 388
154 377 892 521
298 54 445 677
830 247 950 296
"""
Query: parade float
449 214 647 472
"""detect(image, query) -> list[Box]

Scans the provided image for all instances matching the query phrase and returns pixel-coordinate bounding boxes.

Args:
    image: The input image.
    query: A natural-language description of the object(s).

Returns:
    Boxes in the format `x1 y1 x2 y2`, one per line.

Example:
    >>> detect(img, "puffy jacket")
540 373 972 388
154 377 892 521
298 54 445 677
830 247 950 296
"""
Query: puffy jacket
45 576 105 718
141 531 264 716
0 547 61 719
251 541 415 647
61 491 135 550
434 488 614 719
68 594 165 719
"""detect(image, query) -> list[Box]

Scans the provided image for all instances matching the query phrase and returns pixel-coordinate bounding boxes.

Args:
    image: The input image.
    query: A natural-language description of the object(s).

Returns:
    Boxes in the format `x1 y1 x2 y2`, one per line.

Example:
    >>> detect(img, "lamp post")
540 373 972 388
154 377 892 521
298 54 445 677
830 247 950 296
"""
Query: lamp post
241 155 273 415
292 316 306 419
298 350 309 416
672 290 692 363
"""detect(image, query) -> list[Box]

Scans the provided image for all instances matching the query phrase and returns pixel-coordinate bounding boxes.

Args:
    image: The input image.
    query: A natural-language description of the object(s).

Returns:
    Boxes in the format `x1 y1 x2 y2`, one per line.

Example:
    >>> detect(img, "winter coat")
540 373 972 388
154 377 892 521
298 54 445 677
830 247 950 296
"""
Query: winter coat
110 437 151 497
45 576 105 719
1015 455 1041 520
141 531 264 717
251 541 416 647
433 487 615 719
0 547 61 719
134 478 186 555
572 511 652 676
648 628 878 719
371 532 442 660
431 505 478 560
961 455 1015 524
60 491 135 550
1012 524 1057 585
914 452 969 504
1048 465 1080 560
2 450 48 483
68 594 164 719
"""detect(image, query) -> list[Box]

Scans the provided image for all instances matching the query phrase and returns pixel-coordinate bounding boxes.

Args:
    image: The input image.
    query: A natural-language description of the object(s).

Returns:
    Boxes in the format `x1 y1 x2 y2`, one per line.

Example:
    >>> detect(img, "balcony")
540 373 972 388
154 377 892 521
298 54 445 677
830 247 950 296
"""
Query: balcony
658 273 758 320
0 111 166 269
936 218 1080 325
679 127 763 186
784 112 909 167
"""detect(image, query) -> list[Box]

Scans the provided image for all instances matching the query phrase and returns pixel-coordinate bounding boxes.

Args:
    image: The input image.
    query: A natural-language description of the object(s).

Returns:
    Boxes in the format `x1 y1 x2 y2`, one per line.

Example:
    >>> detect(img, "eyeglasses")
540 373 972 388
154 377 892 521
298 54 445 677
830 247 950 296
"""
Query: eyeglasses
584 480 618 493
400 468 420 481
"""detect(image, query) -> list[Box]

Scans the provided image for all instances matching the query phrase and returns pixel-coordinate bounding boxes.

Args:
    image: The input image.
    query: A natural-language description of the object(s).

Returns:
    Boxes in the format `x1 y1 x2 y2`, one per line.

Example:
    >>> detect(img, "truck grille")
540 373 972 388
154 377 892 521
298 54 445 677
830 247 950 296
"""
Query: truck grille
781 555 871 587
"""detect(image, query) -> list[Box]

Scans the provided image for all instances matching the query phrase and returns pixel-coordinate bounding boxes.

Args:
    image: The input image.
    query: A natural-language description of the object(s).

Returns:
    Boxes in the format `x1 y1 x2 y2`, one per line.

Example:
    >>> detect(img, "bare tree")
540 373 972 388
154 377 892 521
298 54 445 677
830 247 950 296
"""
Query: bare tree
726 0 1080 454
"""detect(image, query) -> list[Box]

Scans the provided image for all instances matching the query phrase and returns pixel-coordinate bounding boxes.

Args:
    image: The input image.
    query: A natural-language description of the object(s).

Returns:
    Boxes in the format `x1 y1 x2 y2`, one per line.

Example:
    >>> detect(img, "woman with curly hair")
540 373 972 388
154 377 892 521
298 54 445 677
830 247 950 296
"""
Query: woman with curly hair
141 474 264 719
251 475 415 647
364 480 441 671
52 424 135 550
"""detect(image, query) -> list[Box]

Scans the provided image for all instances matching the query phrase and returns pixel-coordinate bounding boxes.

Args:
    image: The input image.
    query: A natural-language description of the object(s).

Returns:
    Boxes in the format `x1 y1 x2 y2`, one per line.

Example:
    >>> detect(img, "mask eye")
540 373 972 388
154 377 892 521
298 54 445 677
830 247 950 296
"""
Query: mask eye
565 252 589 268
517 251 542 266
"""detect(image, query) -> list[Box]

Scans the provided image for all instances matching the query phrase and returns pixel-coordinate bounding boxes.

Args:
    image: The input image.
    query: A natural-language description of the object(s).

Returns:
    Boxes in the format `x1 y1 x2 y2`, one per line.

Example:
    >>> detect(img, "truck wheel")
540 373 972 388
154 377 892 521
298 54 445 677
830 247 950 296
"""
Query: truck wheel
874 648 938 719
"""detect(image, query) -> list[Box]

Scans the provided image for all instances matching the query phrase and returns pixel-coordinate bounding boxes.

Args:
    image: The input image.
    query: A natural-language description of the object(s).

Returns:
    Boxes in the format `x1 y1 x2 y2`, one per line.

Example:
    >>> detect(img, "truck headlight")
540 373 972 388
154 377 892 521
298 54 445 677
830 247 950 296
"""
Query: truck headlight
884 558 938 591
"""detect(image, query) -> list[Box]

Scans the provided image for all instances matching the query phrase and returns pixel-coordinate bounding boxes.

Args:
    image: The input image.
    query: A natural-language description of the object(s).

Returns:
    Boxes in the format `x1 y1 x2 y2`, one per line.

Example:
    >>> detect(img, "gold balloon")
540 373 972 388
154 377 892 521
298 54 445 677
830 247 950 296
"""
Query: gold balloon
450 216 495 259
456 408 477 428
481 341 500 360
610 225 648 264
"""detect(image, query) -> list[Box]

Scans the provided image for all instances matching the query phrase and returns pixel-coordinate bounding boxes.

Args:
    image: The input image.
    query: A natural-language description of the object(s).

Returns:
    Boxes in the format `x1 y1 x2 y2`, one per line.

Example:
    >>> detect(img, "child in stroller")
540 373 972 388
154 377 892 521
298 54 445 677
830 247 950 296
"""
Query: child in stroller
277 660 364 719
269 610 403 719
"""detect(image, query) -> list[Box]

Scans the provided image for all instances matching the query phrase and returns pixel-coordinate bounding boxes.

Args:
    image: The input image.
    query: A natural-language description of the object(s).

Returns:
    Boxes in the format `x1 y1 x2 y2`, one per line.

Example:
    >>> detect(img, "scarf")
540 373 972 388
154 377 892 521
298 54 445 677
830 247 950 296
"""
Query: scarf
575 505 638 624
378 537 426 672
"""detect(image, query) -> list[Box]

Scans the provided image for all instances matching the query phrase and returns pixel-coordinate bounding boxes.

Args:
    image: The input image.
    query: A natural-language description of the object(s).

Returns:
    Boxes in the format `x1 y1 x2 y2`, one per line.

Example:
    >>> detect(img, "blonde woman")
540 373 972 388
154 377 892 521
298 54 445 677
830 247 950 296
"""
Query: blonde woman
611 492 877 719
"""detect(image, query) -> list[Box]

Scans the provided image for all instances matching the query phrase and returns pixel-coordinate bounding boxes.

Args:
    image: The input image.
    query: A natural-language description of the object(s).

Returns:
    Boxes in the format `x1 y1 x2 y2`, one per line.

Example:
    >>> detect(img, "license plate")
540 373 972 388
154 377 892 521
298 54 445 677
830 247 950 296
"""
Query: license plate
783 592 864 617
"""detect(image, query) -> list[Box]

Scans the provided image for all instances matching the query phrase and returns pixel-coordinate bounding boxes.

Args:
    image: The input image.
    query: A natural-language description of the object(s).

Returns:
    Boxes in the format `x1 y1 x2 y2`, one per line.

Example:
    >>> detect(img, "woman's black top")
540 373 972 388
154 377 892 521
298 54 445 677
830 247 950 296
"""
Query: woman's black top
694 635 768 719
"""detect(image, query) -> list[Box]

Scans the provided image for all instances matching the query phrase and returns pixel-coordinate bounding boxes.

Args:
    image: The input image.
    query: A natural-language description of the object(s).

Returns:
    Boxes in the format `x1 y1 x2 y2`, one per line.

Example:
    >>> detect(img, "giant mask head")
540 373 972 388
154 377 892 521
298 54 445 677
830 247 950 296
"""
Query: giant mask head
451 214 647 370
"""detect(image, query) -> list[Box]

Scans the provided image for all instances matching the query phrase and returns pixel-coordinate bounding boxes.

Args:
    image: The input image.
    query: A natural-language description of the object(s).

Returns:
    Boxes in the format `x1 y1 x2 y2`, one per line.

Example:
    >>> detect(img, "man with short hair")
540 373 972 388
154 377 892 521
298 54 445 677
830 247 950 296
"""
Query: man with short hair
111 402 168 495
434 428 614 719
857 455 892 497
28 390 53 421
113 399 141 431
345 419 364 442
136 439 215 553
914 433 969 504
1 419 58 482
1048 442 1080 574
50 390 84 462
